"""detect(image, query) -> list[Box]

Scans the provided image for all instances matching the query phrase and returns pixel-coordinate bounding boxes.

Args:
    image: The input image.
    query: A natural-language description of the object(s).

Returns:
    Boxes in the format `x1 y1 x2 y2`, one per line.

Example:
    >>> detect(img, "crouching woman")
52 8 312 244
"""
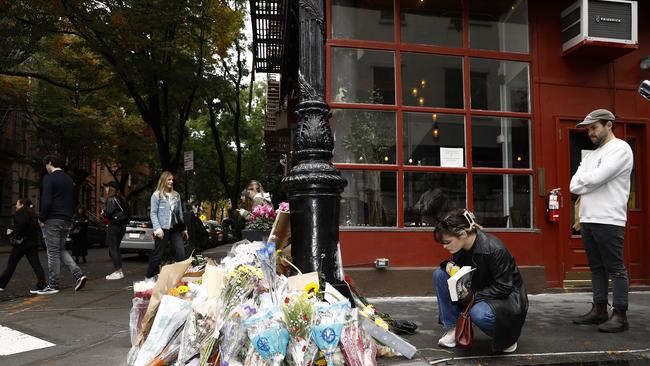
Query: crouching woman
433 209 528 353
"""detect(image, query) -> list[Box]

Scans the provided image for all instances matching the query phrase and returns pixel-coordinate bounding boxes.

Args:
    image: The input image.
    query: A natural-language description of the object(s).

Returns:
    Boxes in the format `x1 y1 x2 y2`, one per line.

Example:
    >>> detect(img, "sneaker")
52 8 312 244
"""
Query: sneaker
502 342 518 353
29 287 46 294
105 271 124 280
75 275 87 291
35 286 60 295
438 327 457 348
0 287 4 292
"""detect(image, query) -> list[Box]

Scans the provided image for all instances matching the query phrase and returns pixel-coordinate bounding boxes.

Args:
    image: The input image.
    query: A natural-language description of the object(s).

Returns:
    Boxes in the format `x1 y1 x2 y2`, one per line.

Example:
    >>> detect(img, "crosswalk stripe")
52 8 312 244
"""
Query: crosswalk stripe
0 325 55 356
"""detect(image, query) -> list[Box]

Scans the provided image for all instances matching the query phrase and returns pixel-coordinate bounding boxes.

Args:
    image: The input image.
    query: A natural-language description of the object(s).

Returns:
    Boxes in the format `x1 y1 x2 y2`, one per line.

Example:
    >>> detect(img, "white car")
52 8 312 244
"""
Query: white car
120 217 155 255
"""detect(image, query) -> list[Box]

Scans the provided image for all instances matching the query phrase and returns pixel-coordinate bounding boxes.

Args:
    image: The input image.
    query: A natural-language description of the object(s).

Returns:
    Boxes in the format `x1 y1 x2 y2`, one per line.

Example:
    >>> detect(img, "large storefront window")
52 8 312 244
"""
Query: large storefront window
404 172 467 227
331 109 396 165
400 0 462 47
331 0 394 42
340 170 397 227
468 0 529 53
403 112 465 167
469 58 530 112
471 117 531 169
401 53 464 109
473 174 532 228
329 0 533 229
331 47 395 105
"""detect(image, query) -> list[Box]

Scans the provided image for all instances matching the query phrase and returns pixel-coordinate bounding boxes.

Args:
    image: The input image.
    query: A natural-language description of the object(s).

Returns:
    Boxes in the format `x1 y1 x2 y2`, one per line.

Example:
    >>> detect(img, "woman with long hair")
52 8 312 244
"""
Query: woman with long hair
0 198 47 293
71 205 89 264
432 208 527 353
104 181 130 280
147 171 187 278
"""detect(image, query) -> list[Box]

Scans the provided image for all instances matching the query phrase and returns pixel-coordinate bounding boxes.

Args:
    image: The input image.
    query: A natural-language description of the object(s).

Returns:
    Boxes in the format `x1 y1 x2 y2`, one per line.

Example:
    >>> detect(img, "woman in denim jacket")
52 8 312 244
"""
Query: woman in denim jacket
147 171 188 278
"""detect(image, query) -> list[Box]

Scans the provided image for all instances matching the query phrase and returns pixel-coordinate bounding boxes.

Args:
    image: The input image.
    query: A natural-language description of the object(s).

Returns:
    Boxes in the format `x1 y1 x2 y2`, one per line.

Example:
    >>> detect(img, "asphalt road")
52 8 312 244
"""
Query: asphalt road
1 246 649 366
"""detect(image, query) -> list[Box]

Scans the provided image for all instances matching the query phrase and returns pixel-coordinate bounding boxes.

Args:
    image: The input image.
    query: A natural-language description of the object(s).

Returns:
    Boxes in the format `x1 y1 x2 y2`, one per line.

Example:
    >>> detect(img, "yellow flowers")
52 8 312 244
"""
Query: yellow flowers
167 284 189 297
359 304 375 318
374 317 389 331
304 282 319 298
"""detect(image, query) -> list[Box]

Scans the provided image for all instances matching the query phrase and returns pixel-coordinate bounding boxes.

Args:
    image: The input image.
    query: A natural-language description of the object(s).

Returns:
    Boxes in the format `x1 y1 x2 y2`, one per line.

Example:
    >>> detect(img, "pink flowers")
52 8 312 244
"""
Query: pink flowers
278 201 290 212
245 204 277 231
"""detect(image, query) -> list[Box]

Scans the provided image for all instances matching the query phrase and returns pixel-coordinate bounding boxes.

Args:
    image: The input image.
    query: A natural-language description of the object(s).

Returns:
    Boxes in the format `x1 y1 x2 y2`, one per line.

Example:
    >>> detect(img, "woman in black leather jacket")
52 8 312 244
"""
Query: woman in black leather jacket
433 208 528 353
0 198 47 293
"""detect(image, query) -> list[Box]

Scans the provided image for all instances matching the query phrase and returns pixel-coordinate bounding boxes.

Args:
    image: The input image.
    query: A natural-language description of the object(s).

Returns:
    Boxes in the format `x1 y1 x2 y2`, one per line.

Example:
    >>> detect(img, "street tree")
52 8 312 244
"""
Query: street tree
1 0 244 172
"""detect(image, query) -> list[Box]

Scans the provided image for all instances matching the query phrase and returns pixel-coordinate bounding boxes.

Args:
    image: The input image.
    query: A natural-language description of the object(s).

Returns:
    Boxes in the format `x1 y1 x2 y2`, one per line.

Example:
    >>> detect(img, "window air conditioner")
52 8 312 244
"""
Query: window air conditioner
561 0 637 58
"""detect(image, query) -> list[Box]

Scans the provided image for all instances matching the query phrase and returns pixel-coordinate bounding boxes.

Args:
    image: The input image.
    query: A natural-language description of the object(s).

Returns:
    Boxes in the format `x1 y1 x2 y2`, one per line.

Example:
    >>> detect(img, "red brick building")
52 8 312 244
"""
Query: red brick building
252 0 650 294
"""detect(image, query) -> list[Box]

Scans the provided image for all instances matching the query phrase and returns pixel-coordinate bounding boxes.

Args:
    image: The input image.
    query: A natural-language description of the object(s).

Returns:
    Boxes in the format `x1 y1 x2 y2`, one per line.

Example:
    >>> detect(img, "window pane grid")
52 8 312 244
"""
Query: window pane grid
329 0 533 229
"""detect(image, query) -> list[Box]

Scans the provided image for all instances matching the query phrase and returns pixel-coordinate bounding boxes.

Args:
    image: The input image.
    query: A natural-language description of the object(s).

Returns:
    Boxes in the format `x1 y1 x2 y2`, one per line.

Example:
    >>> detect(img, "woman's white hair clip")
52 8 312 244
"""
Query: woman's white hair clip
462 209 477 230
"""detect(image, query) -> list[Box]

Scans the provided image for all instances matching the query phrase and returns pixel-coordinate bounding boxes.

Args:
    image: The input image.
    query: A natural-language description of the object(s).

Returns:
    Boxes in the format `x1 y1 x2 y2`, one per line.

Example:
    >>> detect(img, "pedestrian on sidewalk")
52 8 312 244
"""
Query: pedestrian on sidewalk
104 182 130 280
570 109 633 333
37 155 87 295
0 198 47 293
70 205 89 264
146 171 188 279
433 208 527 353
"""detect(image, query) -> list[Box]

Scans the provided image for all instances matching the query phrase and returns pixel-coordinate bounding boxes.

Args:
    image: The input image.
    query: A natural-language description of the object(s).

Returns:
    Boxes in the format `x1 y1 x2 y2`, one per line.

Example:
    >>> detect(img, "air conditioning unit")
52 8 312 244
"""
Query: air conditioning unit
561 0 637 58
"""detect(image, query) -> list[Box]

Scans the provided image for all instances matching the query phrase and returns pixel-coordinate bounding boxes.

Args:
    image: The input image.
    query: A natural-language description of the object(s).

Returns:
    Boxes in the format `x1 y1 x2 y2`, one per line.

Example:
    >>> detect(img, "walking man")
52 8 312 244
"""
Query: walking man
570 109 633 333
36 155 87 295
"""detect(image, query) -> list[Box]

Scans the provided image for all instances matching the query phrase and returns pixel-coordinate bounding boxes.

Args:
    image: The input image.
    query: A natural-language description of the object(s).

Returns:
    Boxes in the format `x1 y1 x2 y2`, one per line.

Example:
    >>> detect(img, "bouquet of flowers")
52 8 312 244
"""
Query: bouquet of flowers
245 204 276 231
129 279 156 346
244 306 290 366
311 301 350 366
340 308 377 366
283 295 317 366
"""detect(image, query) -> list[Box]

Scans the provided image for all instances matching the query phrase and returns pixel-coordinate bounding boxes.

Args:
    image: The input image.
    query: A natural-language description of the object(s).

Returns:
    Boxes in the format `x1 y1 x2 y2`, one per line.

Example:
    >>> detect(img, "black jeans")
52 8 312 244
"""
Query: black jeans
0 243 46 290
106 224 127 271
146 229 185 278
581 223 629 311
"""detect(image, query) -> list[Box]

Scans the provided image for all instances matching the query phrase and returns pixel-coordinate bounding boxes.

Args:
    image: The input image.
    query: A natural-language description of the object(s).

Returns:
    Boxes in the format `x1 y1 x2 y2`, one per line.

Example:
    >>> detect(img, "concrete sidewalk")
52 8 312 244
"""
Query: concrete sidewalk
371 292 650 365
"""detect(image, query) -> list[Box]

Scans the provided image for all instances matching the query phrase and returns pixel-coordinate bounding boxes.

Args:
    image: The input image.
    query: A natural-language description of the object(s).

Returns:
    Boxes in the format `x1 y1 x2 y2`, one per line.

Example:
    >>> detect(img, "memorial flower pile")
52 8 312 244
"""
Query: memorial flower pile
126 235 416 365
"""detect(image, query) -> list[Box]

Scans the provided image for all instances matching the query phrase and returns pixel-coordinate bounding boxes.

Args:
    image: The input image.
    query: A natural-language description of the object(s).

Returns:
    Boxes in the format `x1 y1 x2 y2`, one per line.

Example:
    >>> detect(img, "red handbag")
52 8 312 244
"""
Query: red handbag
455 295 476 347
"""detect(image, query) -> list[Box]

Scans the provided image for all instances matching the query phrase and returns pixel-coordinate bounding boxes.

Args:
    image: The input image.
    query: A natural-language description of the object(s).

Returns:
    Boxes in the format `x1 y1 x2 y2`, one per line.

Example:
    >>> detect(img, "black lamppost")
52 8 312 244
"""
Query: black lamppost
281 0 351 301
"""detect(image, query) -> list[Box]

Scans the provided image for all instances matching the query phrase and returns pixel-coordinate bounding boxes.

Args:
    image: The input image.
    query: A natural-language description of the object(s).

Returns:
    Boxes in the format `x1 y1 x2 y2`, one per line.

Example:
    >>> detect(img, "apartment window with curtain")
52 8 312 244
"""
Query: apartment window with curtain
329 0 532 229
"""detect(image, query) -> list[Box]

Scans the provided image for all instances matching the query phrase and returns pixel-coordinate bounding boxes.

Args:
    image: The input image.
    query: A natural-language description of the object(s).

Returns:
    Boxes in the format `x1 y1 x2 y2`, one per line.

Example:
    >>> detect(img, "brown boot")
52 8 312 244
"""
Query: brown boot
598 308 628 333
572 303 608 325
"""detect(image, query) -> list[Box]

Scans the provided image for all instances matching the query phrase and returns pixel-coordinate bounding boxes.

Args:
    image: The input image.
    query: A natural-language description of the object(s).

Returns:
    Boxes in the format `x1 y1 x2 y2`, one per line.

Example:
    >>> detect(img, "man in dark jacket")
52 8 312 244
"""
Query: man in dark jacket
36 155 87 295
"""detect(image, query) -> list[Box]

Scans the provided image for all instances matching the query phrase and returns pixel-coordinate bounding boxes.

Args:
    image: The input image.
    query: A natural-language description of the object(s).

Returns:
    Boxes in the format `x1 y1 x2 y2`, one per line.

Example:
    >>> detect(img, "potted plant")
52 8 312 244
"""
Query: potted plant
241 204 276 242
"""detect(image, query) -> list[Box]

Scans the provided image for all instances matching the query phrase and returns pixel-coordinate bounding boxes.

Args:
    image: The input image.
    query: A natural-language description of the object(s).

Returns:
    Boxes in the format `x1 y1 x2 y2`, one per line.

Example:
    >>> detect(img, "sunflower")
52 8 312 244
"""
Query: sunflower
304 281 320 297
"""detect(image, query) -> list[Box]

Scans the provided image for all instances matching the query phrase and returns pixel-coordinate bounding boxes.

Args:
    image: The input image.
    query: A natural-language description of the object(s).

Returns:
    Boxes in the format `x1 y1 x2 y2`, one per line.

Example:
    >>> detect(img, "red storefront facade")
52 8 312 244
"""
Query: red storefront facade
255 0 650 294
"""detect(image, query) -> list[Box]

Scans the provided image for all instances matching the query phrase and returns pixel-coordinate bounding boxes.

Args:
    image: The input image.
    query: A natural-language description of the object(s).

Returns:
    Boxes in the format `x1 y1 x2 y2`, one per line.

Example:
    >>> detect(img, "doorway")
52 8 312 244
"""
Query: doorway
557 120 646 287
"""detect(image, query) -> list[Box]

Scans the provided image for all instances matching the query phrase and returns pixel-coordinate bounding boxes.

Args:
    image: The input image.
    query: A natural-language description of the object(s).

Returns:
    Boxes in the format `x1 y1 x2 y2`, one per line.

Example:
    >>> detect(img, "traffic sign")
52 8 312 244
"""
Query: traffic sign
184 151 194 171
199 214 206 221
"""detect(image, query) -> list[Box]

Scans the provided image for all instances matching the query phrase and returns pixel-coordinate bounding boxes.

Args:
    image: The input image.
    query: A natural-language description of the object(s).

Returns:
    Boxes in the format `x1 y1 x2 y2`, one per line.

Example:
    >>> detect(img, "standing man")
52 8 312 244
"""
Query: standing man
36 155 87 295
570 109 633 333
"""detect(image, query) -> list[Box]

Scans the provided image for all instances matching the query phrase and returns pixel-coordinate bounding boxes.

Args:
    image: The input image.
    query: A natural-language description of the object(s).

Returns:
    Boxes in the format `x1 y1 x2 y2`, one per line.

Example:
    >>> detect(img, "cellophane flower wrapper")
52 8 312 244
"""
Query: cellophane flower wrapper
176 286 218 365
149 326 184 366
134 295 191 366
282 294 316 366
129 279 156 347
218 301 257 366
256 241 277 304
311 301 350 366
340 309 377 366
243 306 290 366
221 242 263 274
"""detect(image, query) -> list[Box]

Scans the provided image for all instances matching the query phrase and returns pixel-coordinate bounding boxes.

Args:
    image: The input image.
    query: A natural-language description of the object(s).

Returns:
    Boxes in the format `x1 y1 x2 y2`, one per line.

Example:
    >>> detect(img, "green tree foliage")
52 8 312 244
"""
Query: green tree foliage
1 0 244 172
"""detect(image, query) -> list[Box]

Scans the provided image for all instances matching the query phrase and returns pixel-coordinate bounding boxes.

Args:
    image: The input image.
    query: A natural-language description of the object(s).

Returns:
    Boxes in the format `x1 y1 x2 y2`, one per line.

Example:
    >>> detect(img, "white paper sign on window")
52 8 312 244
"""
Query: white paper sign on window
440 147 464 167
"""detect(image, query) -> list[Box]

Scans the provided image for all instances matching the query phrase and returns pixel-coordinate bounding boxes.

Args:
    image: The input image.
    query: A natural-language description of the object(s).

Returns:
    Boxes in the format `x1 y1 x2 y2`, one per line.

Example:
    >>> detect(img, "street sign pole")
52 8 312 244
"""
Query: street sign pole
183 151 194 210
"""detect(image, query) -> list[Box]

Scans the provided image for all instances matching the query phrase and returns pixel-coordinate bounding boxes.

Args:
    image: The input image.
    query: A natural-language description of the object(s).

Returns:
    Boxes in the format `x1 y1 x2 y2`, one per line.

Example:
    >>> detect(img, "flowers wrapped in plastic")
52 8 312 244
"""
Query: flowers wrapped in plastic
218 301 257 366
257 239 278 303
130 278 156 347
340 308 377 366
244 306 290 366
282 294 317 366
311 301 350 366
133 295 191 366
176 283 217 365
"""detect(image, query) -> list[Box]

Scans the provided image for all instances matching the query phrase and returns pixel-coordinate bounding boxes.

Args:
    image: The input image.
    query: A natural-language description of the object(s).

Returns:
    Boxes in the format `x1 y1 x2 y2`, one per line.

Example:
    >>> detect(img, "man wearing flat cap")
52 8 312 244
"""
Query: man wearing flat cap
570 109 633 333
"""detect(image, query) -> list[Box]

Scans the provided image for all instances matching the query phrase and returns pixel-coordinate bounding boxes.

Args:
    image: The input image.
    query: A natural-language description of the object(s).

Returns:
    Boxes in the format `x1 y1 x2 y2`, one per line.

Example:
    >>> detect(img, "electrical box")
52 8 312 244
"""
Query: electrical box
374 258 389 269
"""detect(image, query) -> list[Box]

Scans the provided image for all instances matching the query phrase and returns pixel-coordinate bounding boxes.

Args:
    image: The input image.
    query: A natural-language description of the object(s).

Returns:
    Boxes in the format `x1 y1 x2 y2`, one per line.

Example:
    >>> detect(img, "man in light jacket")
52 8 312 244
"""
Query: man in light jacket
570 109 633 333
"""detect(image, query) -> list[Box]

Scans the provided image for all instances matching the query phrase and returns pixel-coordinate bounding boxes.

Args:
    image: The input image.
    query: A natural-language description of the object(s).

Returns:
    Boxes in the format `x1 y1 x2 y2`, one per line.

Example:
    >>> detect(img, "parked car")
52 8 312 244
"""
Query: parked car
203 221 224 247
119 217 155 255
65 217 107 248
